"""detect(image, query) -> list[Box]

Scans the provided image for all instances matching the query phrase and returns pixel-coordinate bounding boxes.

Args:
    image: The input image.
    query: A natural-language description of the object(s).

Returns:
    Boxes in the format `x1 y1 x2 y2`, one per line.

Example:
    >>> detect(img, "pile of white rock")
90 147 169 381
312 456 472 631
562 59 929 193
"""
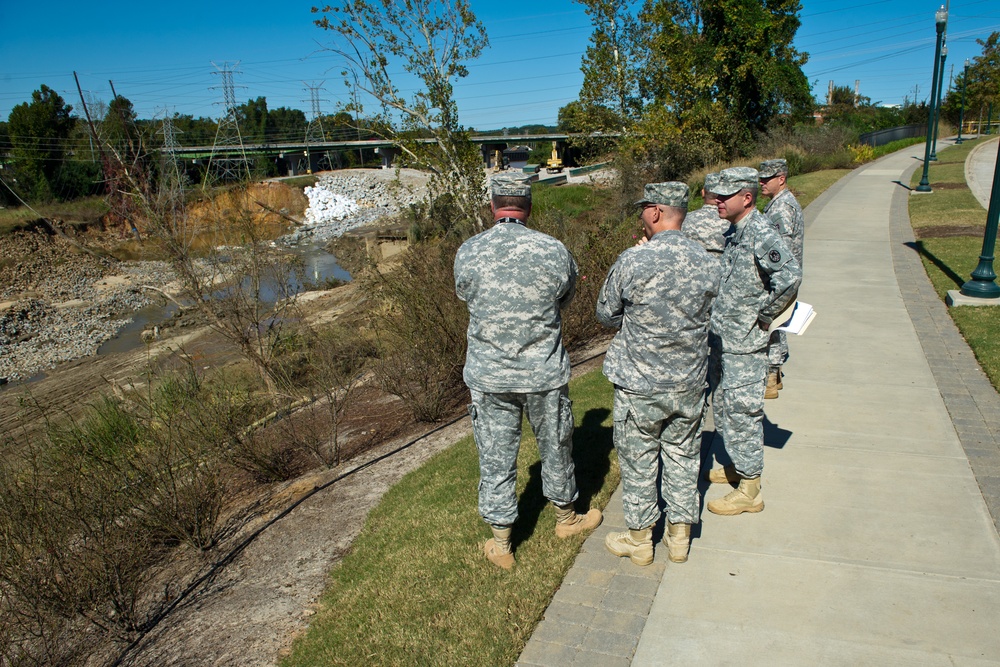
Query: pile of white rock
288 172 425 245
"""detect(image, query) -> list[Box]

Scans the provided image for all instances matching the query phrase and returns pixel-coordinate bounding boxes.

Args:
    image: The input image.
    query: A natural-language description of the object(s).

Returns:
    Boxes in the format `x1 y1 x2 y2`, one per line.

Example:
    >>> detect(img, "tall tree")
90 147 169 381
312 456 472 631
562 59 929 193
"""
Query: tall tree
941 31 1000 126
314 0 490 232
575 0 643 131
237 96 269 144
6 85 76 201
700 0 812 135
266 106 308 143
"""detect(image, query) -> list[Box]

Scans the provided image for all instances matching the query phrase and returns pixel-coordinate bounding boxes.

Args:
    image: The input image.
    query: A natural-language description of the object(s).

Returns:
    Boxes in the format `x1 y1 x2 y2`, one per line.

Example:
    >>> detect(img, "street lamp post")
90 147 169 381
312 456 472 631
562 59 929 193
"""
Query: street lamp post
956 59 968 144
959 139 1000 298
988 103 994 136
917 6 948 193
930 42 948 161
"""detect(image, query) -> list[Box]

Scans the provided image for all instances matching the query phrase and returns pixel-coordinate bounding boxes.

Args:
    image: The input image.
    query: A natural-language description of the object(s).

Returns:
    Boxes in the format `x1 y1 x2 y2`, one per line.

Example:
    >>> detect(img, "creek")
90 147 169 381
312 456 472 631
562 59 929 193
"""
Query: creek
95 243 351 357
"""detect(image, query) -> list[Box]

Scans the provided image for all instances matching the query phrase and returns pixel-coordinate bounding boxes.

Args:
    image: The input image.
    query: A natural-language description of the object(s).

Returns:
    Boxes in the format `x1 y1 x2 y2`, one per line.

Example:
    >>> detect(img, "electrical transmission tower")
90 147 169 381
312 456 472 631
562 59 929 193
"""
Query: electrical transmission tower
157 108 187 222
303 81 331 173
204 61 250 185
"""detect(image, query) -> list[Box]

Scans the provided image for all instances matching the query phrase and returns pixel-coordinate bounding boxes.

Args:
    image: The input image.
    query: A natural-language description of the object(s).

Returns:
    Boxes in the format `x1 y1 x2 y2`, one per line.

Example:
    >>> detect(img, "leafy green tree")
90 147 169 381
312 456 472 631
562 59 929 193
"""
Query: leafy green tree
314 0 490 232
700 0 812 136
6 85 76 201
940 32 1000 127
170 114 217 146
574 0 643 131
267 106 308 143
102 96 143 156
236 96 269 144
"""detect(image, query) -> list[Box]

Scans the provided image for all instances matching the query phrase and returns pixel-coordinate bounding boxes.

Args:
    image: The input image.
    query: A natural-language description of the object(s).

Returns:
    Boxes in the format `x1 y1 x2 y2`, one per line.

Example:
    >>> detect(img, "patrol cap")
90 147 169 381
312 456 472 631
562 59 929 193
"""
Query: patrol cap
704 172 721 194
713 167 759 196
490 173 532 199
634 181 689 209
758 159 788 179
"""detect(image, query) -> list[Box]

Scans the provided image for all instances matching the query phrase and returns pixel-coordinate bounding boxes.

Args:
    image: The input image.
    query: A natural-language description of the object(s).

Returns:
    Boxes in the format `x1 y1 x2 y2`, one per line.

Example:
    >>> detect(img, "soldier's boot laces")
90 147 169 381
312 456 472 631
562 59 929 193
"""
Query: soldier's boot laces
664 522 691 563
554 503 603 538
707 476 764 516
706 464 740 484
605 527 654 566
484 525 514 570
765 370 780 399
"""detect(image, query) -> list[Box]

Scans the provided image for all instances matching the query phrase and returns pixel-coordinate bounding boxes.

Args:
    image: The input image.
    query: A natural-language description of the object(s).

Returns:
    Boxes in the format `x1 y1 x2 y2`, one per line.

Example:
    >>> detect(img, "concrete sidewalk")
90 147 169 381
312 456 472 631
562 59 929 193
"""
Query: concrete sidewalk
517 143 1000 666
966 136 998 209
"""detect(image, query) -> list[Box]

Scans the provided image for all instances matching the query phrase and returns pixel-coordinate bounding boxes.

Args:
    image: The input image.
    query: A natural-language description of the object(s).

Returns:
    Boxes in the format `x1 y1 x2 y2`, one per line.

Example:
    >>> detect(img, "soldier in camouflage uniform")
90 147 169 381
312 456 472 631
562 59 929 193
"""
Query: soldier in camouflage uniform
596 182 720 566
705 168 801 516
455 173 602 570
759 159 805 399
681 172 734 258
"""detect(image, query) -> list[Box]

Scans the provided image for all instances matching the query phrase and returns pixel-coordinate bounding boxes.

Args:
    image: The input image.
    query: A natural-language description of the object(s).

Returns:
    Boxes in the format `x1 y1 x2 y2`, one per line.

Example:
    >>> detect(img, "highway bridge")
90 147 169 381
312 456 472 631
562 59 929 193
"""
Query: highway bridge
167 133 617 175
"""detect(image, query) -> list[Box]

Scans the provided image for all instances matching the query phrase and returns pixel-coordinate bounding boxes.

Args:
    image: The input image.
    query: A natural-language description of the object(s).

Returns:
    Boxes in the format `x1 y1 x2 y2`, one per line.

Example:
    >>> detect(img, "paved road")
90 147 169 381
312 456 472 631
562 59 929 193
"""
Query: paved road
517 141 1000 666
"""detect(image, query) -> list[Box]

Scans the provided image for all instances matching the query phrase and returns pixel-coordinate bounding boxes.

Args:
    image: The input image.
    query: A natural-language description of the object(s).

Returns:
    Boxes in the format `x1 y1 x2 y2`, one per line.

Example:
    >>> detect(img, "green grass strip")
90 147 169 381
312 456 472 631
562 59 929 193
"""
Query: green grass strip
282 370 619 667
908 138 1000 391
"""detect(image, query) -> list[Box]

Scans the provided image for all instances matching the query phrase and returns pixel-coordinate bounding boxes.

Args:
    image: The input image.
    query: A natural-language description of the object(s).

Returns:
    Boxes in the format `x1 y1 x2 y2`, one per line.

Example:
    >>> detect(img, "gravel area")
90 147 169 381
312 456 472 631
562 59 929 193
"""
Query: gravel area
0 229 175 383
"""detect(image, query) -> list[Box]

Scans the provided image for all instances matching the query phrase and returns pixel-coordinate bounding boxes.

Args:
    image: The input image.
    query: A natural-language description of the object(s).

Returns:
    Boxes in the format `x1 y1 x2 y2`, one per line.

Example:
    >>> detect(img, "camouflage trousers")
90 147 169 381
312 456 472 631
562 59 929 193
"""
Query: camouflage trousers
613 385 705 528
469 386 577 527
708 345 768 478
767 329 789 370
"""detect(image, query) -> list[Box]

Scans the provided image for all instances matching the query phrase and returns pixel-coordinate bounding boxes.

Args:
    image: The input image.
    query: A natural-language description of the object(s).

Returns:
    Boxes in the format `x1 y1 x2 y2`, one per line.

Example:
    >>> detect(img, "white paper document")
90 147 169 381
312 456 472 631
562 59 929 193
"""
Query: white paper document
772 301 816 335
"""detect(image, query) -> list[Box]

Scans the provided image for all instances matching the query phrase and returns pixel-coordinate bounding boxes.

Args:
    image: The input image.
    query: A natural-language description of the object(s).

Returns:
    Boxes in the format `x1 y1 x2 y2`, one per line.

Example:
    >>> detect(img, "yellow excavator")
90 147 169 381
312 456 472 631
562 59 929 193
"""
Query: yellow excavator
492 149 509 172
545 141 564 173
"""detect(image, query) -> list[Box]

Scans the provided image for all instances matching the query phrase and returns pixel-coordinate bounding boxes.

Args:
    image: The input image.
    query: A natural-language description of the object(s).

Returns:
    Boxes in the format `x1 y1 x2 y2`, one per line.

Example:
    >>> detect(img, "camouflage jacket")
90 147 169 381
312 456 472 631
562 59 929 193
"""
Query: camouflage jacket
597 229 721 394
681 204 734 256
764 188 805 267
455 221 577 393
710 210 801 354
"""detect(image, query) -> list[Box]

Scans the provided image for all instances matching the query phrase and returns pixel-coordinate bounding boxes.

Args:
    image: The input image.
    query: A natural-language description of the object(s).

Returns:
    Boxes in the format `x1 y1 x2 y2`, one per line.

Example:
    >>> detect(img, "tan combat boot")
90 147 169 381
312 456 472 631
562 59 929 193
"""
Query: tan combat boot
605 527 654 566
484 525 514 570
554 503 603 538
705 464 740 484
664 522 691 563
765 371 780 399
775 368 784 390
707 476 764 516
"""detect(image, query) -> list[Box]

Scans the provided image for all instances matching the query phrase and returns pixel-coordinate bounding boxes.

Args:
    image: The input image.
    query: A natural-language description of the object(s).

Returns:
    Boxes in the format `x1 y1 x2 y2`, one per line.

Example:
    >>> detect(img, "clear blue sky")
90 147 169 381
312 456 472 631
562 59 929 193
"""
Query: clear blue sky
1 1 998 132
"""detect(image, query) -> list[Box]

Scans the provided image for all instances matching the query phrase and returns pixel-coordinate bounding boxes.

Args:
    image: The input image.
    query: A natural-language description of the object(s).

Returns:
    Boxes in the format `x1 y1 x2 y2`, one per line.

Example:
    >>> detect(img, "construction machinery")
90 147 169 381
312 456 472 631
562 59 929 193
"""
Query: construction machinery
545 141 564 173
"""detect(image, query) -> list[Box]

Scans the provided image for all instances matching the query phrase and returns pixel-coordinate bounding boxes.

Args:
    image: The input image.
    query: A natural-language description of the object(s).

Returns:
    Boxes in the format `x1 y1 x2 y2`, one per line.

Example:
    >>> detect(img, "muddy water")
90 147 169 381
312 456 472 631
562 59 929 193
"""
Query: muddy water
96 244 351 357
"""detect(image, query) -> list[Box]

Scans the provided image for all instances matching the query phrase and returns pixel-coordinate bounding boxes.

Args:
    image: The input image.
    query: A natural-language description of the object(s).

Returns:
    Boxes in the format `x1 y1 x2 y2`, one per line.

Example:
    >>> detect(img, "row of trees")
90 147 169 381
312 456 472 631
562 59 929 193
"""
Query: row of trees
0 90 379 204
940 32 1000 128
563 0 813 176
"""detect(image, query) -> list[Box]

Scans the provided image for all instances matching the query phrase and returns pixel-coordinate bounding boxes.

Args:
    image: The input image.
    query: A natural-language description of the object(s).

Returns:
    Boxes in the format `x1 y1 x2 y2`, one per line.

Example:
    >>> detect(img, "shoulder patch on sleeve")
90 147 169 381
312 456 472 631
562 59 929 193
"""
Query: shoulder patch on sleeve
757 237 790 272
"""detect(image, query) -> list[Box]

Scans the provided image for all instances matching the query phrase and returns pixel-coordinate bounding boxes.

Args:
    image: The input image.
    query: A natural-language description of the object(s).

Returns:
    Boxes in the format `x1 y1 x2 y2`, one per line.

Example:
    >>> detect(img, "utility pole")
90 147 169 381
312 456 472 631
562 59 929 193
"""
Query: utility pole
204 61 250 187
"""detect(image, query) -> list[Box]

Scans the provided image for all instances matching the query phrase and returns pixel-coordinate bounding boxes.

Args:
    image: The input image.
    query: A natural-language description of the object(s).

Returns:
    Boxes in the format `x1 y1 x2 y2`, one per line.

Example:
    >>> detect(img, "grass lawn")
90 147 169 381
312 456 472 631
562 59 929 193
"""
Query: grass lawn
789 169 852 210
908 139 987 231
0 196 109 235
282 370 619 667
908 138 1000 390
